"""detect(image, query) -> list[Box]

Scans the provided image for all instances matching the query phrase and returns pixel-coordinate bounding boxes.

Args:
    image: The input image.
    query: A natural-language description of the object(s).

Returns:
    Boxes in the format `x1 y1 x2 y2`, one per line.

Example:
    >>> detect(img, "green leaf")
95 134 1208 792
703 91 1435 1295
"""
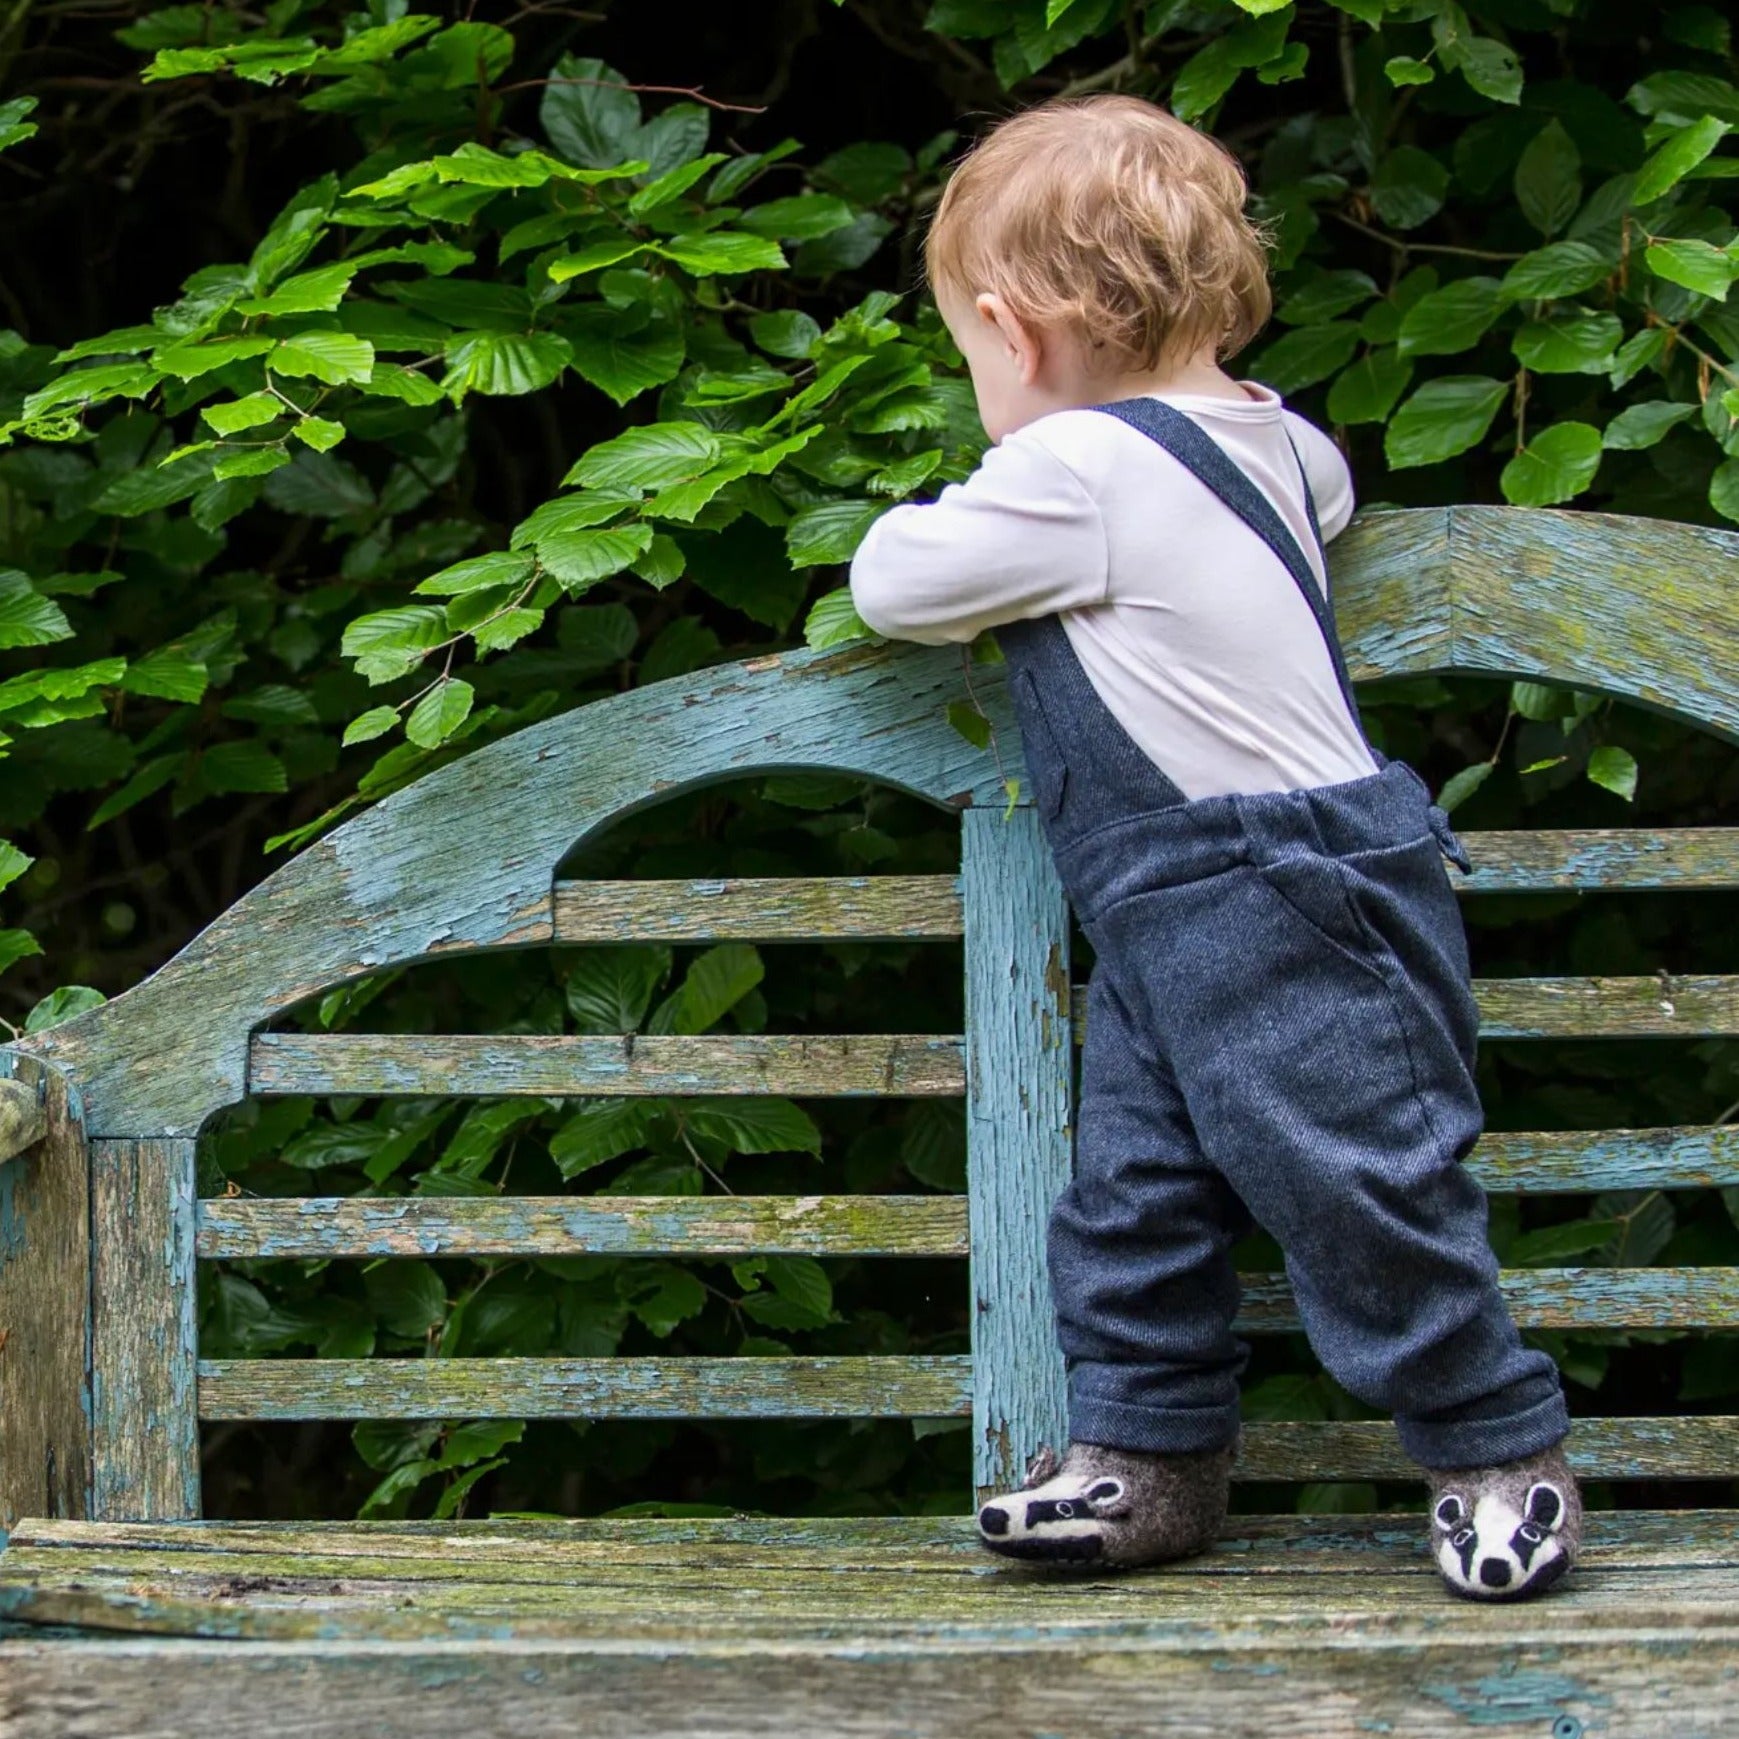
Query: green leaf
211 445 290 482
626 152 730 215
565 945 671 1033
648 942 763 1035
786 499 887 566
342 605 447 683
1384 56 1434 87
1631 114 1730 206
749 310 822 358
0 571 73 649
1513 312 1622 373
1397 278 1505 357
1322 348 1409 425
546 239 651 282
238 262 356 316
202 392 283 435
272 332 375 385
405 678 474 749
415 551 537 597
1384 375 1508 468
1370 146 1450 230
293 416 346 453
150 337 274 381
549 1099 661 1178
738 195 856 241
1507 1218 1624 1265
0 841 31 896
683 1098 821 1156
540 55 644 170
536 523 655 594
24 985 105 1033
1710 456 1739 523
947 699 992 750
122 651 208 703
563 306 685 405
1454 36 1523 105
0 930 43 974
201 740 287 794
1437 760 1494 812
442 332 572 398
1587 744 1638 801
1500 422 1602 506
366 1261 447 1339
566 422 720 493
1250 322 1361 392
804 585 875 650
343 706 399 747
1502 242 1610 300
1514 121 1583 237
653 233 788 277
1603 400 1698 450
1645 238 1734 301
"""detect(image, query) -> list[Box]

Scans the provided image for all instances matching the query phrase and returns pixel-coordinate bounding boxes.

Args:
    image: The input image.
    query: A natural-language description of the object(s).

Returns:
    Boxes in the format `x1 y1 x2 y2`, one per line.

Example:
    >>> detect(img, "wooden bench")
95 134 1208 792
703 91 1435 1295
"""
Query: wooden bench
1 504 1736 1735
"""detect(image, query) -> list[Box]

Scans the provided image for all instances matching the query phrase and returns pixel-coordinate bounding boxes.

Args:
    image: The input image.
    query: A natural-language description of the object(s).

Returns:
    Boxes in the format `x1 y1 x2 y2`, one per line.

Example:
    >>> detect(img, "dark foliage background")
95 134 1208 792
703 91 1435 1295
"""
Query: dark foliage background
1 0 1735 1522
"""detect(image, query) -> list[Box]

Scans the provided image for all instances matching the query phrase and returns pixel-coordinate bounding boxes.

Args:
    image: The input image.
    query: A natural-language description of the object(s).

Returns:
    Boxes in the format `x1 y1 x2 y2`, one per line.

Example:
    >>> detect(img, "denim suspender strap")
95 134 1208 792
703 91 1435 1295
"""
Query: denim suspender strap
1087 396 1362 728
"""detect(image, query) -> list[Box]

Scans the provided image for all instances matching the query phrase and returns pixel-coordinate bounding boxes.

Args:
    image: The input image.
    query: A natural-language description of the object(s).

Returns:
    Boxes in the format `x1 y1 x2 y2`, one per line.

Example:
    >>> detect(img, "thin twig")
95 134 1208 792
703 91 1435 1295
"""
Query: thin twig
1327 209 1525 263
490 75 765 116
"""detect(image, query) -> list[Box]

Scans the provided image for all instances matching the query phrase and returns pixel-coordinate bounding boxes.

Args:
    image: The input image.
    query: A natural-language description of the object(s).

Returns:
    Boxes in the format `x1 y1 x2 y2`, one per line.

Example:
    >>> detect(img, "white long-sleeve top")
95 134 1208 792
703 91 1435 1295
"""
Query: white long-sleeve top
848 383 1378 800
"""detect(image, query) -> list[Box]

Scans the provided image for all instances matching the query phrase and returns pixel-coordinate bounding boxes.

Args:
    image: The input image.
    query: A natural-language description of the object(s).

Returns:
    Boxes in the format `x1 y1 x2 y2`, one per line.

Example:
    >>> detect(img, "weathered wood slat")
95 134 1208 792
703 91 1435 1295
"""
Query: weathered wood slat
1458 828 1739 890
0 1059 90 1534
1068 976 1739 1040
552 875 963 941
5 1622 1738 1736
7 1507 1726 1565
248 1033 966 1098
1238 1416 1737 1482
195 1195 971 1260
1470 1125 1739 1192
1237 1267 1739 1332
196 1355 974 1421
962 807 1070 1506
88 1139 199 1522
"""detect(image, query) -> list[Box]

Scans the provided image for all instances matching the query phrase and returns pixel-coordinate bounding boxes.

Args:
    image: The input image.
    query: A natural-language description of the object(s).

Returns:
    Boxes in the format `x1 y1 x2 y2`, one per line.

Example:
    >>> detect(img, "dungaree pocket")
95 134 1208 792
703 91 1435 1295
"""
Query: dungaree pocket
1010 666 1069 820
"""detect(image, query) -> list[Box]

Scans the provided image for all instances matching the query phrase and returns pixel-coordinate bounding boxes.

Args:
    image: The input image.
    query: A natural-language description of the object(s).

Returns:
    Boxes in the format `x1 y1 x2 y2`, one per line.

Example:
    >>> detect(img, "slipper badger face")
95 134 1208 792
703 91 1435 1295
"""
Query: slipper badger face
977 1473 1128 1562
1432 1480 1569 1598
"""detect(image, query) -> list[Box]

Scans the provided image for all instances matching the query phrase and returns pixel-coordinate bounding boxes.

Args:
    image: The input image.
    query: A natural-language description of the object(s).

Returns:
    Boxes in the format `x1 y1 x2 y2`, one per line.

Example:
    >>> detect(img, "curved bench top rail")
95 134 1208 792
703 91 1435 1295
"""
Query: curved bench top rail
12 505 1739 1138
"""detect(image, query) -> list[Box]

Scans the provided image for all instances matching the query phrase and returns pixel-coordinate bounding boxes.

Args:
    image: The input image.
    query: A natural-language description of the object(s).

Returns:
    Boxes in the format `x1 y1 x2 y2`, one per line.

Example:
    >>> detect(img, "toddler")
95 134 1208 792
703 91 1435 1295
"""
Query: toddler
848 95 1579 1602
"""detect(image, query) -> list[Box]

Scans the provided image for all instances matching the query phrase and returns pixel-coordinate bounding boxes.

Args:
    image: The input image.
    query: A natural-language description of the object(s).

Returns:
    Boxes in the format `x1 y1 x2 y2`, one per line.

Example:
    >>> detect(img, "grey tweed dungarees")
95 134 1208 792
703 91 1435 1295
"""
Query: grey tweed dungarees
994 396 1570 1471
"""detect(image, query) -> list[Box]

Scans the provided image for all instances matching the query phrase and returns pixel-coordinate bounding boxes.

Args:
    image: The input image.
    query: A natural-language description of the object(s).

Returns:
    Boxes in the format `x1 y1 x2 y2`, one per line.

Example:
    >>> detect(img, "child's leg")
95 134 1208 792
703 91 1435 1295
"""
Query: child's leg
975 958 1241 1567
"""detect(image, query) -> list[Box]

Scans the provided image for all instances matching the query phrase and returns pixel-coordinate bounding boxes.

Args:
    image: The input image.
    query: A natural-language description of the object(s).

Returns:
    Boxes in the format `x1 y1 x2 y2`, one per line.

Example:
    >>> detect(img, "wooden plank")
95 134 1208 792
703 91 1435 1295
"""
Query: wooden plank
0 1057 90 1534
552 875 963 941
13 641 1012 1139
195 1194 970 1260
88 1139 199 1522
248 1033 966 1098
1236 1267 1739 1332
4 1598 1739 1731
196 1355 974 1421
1459 828 1739 891
1470 1125 1739 1193
1066 976 1739 1041
1237 1416 1737 1482
961 808 1071 1508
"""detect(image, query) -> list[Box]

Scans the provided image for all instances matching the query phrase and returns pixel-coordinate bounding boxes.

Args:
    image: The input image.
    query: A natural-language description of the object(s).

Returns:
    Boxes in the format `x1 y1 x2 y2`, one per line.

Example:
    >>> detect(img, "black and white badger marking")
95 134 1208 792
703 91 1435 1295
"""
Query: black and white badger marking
1432 1480 1570 1600
977 1449 1129 1563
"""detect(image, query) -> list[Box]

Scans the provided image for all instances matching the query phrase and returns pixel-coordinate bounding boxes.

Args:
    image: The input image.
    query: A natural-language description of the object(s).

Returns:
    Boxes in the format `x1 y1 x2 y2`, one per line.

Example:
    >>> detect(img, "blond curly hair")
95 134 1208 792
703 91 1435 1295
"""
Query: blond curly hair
924 94 1272 372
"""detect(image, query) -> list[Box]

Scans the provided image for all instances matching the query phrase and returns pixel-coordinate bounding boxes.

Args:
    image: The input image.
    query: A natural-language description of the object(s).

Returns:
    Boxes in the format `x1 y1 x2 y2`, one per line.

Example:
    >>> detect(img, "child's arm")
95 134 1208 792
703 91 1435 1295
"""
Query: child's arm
849 427 1108 645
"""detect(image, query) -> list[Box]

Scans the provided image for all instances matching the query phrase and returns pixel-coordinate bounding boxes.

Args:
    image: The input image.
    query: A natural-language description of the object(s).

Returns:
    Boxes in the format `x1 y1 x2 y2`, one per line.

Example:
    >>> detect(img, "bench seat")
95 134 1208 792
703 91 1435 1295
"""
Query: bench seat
3 1512 1737 1732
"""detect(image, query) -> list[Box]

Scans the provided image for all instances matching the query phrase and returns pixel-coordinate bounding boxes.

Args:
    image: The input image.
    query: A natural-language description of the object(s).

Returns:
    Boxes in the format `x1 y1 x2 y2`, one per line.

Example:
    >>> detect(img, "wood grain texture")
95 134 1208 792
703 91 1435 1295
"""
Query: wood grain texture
5 1628 1739 1739
12 643 1012 1138
1470 1125 1739 1192
196 1355 974 1421
0 1057 90 1535
1065 975 1739 1040
195 1194 970 1260
88 1140 198 1522
553 876 963 941
248 1033 966 1098
1236 1266 1739 1331
961 808 1071 1507
0 1078 46 1165
1237 1415 1737 1482
1459 828 1739 890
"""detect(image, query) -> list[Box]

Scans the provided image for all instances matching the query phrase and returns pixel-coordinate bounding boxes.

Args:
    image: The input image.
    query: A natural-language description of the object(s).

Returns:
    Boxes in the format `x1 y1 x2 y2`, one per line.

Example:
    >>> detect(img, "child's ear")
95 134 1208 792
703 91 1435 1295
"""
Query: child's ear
976 292 1042 386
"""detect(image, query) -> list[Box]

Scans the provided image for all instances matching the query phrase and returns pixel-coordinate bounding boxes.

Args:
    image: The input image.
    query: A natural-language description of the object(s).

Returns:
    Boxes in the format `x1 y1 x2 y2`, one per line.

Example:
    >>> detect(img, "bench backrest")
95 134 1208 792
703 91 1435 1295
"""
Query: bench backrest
2 504 1736 1529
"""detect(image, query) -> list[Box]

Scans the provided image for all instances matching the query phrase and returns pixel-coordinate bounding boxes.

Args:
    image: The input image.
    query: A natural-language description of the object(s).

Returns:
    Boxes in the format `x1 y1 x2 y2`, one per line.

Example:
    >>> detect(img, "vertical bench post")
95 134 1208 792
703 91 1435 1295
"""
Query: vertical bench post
89 1137 200 1519
962 805 1071 1506
0 1056 91 1534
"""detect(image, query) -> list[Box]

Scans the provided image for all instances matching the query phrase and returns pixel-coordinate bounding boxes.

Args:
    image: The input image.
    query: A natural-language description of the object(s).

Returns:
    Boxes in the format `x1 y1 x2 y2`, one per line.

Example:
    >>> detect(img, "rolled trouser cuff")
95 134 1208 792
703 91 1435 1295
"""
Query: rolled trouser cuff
1397 1382 1571 1471
1068 1366 1243 1456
